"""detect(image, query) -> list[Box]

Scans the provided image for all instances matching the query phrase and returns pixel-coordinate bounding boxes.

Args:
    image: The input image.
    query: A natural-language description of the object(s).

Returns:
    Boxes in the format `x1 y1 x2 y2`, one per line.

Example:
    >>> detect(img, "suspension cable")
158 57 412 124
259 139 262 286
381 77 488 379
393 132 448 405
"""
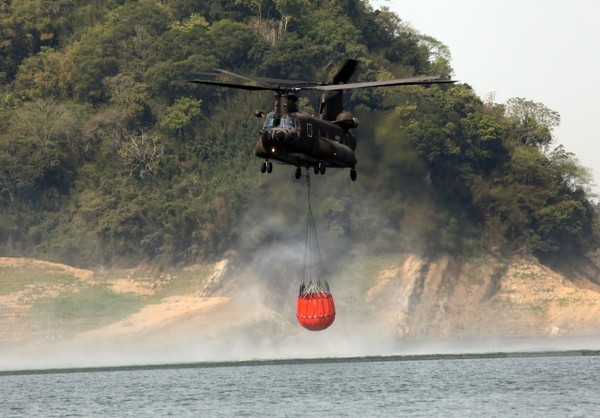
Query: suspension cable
303 169 324 286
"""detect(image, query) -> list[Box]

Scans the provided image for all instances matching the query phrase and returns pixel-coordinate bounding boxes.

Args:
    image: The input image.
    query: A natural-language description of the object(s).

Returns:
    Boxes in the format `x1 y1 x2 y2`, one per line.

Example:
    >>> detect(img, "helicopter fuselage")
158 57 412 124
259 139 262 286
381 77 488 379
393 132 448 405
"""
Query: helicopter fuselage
189 59 454 181
254 111 358 176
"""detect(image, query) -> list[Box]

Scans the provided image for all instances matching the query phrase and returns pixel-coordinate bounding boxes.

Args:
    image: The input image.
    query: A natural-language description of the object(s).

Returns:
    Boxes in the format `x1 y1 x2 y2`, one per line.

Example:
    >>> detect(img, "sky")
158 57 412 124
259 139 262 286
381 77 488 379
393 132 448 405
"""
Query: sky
370 0 600 195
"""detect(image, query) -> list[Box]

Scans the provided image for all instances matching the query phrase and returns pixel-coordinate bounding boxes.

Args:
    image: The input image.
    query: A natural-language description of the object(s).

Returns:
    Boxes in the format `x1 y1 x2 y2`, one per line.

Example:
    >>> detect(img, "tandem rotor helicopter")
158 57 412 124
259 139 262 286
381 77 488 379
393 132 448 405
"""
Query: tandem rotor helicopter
190 60 455 181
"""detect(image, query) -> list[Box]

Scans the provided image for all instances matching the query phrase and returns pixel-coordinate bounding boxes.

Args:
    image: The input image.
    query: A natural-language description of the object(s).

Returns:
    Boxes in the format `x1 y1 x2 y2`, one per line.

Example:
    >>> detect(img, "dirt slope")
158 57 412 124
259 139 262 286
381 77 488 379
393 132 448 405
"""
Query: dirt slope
2 254 600 355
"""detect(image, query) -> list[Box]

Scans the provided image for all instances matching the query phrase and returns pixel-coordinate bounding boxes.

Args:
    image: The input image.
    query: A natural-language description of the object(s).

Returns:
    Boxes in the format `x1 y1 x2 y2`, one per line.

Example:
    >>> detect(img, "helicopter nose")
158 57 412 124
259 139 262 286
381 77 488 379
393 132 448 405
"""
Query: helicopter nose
274 129 286 142
263 128 293 145
262 130 272 142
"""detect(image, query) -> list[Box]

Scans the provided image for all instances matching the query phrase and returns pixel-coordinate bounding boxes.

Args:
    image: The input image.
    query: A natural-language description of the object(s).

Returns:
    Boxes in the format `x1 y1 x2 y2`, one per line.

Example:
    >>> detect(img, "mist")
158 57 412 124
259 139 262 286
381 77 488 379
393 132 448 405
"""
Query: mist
4 326 600 372
3 169 600 372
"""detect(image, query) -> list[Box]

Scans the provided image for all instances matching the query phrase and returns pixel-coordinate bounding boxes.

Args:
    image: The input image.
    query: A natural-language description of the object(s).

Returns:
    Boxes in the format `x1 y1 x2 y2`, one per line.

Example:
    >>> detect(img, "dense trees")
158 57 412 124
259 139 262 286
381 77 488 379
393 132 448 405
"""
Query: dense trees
0 0 596 266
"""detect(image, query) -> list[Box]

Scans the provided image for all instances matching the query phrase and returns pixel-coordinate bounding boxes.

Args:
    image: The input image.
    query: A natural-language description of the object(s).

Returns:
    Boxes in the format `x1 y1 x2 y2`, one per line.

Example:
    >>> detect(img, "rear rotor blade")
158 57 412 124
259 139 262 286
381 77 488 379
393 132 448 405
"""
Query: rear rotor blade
332 59 359 84
309 76 456 91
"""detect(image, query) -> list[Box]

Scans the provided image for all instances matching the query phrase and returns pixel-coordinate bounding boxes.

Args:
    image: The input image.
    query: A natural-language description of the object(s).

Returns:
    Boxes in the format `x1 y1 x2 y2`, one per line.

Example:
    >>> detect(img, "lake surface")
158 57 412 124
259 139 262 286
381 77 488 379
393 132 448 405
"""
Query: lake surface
2 352 599 417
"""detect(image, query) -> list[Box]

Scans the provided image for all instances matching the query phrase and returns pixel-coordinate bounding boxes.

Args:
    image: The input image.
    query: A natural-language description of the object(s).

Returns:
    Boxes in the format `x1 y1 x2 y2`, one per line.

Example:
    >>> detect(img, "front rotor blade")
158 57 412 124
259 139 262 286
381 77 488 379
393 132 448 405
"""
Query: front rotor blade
188 79 273 91
213 69 274 88
214 69 319 87
195 71 224 78
308 76 456 91
251 75 321 87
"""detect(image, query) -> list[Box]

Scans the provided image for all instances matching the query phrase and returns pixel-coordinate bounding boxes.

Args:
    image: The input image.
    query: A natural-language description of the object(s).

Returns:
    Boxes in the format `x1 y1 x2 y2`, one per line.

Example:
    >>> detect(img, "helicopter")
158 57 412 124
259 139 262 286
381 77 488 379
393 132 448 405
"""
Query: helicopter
190 60 455 181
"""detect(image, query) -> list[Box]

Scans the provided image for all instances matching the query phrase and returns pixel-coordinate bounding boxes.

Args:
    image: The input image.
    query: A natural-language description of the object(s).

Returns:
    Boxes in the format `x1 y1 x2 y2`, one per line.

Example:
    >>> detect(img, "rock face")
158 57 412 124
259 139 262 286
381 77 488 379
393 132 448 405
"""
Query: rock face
362 254 600 340
2 253 600 364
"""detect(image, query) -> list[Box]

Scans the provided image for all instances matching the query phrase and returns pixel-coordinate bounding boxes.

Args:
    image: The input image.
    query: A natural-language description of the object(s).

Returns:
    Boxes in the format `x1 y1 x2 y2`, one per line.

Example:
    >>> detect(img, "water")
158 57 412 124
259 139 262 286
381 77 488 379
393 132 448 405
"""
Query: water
2 353 599 417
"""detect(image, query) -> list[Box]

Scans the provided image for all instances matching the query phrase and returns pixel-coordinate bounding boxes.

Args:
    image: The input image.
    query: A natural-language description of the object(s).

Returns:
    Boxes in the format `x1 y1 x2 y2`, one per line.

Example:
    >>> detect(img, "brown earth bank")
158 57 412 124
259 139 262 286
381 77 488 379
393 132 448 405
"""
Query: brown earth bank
1 254 600 369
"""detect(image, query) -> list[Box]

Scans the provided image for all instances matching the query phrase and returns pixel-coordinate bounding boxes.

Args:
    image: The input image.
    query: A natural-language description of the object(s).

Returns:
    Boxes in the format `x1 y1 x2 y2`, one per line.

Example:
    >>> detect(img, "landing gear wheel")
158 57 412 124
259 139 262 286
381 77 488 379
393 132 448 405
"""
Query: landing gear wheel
319 163 326 175
313 165 319 175
267 161 273 173
260 161 267 173
350 168 357 181
295 167 301 179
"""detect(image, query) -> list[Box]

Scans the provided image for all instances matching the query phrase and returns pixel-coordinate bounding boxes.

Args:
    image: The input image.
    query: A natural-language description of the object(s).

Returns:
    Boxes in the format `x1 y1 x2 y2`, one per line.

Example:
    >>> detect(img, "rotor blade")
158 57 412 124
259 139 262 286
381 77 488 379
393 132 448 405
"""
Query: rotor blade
195 71 224 77
213 69 319 87
251 75 321 86
188 79 273 91
308 76 456 91
213 69 273 87
332 59 359 85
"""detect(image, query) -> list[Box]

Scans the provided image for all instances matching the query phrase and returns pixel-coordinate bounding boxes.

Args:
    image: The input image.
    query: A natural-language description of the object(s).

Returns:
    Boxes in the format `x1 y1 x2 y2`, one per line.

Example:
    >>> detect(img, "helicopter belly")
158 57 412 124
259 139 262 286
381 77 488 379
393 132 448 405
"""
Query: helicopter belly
315 139 357 167
255 138 356 168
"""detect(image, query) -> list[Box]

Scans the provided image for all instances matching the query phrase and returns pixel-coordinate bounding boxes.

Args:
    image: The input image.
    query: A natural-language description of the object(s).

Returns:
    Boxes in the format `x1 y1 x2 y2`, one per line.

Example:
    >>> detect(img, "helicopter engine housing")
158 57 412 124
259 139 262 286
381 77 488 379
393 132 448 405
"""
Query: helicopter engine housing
335 111 359 130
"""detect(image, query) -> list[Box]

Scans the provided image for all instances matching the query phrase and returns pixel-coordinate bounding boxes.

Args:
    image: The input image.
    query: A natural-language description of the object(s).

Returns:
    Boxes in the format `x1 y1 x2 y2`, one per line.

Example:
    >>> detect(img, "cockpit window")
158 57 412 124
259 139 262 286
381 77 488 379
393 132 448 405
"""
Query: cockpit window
264 113 295 129
264 113 278 128
281 115 295 127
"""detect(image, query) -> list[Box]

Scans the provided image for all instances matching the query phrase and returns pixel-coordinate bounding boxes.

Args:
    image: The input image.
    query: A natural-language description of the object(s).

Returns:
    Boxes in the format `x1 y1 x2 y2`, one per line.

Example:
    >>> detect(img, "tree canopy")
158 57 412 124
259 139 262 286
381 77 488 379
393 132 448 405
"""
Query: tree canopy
0 0 596 266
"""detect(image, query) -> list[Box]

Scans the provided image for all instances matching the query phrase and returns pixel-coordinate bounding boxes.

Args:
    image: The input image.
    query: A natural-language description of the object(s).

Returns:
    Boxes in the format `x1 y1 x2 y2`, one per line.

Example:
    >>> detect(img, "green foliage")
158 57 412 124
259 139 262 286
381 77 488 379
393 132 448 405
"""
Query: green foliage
0 0 597 267
210 19 260 67
505 97 561 148
13 47 67 99
302 8 365 60
257 32 318 79
158 97 202 139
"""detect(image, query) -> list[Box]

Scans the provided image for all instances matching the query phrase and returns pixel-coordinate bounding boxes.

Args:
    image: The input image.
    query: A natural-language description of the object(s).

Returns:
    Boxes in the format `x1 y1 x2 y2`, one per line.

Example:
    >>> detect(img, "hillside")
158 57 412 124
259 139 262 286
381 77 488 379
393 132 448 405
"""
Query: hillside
2 255 600 369
1 0 597 267
2 1 600 368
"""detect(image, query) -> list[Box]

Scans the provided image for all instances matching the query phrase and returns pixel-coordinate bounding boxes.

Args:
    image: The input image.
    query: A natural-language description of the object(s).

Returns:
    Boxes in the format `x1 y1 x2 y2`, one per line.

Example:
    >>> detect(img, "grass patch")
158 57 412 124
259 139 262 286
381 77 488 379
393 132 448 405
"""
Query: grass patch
528 301 548 314
0 265 74 296
96 266 214 298
1 260 224 335
515 270 541 281
465 267 485 284
157 267 212 297
32 283 153 332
